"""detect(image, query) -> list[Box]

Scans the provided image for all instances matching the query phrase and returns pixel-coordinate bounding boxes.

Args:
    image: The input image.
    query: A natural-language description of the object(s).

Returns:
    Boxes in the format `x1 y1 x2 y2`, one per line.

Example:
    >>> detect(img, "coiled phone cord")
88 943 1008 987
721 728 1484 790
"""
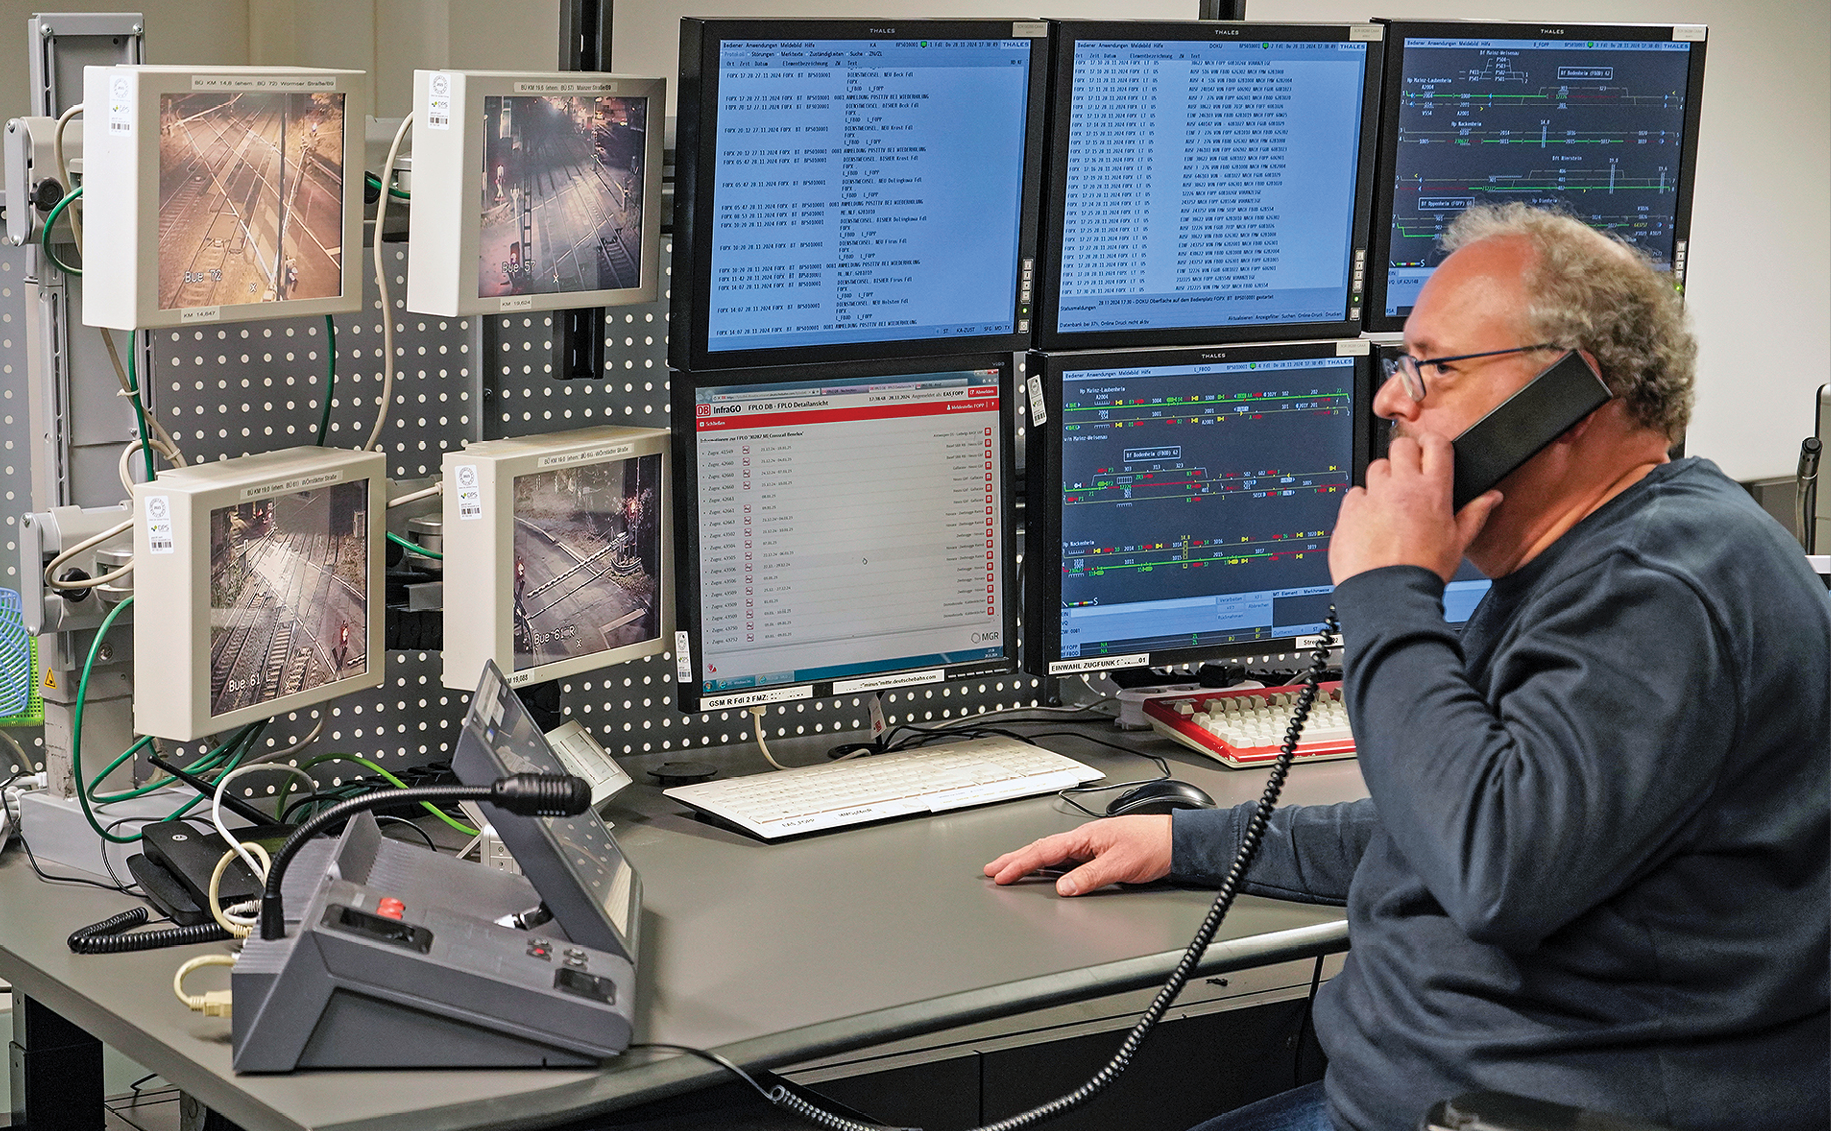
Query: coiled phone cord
763 609 1342 1131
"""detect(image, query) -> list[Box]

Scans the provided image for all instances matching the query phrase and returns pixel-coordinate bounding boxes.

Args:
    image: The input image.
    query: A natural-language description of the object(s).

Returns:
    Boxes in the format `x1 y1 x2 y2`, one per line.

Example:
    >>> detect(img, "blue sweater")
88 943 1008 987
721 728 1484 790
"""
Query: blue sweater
1171 458 1830 1129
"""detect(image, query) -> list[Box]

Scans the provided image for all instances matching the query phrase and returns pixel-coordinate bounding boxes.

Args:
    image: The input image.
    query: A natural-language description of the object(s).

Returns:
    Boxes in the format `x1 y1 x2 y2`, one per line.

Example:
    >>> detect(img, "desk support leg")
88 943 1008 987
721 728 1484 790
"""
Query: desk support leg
8 994 104 1131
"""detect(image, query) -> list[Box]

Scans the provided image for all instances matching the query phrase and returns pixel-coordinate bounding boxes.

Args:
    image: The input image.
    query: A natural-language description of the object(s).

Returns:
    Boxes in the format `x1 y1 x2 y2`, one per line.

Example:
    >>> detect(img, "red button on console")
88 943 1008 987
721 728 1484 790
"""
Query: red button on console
376 898 405 920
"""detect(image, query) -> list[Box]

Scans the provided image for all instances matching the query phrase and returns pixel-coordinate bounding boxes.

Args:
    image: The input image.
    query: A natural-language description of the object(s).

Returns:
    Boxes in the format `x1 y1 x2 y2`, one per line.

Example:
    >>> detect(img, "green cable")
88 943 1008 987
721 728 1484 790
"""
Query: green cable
164 724 265 823
88 723 251 803
126 330 156 484
84 735 157 799
387 530 442 559
38 186 82 276
69 597 141 843
286 753 478 836
316 316 336 445
364 171 411 200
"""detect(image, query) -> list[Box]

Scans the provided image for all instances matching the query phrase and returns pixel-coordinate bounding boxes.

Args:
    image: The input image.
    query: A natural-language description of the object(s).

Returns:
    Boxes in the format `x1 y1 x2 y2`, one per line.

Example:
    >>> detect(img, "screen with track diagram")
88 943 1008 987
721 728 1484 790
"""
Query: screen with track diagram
1383 34 1698 317
1055 357 1355 660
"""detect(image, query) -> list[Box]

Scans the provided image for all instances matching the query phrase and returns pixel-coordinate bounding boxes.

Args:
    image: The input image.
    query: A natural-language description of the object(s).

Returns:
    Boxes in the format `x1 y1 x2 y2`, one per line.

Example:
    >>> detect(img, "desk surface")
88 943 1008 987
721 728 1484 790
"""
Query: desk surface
0 725 1364 1131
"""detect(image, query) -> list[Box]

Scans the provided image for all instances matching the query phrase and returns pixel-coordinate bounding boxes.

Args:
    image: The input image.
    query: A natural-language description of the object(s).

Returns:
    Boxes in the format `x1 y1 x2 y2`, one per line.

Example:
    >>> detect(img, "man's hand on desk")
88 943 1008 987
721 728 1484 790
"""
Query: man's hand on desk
984 816 1172 896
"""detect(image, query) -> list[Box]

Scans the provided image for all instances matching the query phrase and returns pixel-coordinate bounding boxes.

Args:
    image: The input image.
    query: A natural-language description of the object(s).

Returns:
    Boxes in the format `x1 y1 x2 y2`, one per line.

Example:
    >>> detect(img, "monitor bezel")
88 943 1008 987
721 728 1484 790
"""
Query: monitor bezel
130 446 387 741
404 70 666 317
670 353 1023 713
81 66 369 332
438 425 673 692
669 18 1050 373
1023 339 1374 677
1363 19 1708 334
1035 21 1385 351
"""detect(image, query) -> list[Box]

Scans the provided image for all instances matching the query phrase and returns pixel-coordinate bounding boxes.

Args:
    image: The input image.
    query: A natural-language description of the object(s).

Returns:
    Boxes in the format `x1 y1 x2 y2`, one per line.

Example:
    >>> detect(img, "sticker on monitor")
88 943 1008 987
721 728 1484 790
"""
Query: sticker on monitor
208 480 368 717
480 95 646 299
511 453 662 672
158 91 347 311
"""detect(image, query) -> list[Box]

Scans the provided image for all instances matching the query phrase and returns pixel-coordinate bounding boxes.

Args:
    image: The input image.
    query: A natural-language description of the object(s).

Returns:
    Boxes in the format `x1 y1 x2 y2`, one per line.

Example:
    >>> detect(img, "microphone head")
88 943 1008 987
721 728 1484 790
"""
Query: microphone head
490 773 592 816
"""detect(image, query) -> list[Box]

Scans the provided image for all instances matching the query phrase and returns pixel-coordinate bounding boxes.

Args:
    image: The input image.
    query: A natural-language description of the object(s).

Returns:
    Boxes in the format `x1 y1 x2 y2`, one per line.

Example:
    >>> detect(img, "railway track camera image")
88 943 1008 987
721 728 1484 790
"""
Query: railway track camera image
209 482 369 717
481 94 646 299
513 454 661 672
158 90 346 311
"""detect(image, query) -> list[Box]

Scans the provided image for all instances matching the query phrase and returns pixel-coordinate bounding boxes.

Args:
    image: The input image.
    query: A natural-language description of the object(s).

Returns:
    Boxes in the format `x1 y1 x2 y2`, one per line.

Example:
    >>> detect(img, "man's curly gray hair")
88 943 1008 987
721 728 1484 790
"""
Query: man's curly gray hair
1442 202 1695 440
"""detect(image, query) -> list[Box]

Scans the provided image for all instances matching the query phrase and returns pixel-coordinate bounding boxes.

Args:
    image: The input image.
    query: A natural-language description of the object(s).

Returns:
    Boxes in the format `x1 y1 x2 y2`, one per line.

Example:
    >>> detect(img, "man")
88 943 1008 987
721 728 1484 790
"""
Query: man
986 204 1830 1129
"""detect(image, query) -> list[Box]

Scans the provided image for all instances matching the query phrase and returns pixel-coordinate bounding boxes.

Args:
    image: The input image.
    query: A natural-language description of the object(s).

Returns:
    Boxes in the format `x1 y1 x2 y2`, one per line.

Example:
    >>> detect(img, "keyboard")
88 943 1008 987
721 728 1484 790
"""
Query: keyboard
1143 682 1357 768
663 735 1104 839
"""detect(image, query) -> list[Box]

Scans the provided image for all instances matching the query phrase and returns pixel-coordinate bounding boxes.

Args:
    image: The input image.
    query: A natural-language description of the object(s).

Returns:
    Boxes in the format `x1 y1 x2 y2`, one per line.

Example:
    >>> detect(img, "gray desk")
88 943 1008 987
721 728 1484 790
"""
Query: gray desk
0 728 1363 1131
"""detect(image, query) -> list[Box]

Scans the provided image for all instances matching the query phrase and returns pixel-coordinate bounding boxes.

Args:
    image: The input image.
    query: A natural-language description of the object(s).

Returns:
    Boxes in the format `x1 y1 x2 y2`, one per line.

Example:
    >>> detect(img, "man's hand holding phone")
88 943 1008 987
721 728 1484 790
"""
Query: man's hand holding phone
1330 432 1502 586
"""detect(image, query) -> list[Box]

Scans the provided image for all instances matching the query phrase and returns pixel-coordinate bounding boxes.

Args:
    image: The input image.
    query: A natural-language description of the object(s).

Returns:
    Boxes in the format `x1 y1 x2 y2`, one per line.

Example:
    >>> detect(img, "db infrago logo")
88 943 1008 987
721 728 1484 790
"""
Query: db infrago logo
695 403 712 417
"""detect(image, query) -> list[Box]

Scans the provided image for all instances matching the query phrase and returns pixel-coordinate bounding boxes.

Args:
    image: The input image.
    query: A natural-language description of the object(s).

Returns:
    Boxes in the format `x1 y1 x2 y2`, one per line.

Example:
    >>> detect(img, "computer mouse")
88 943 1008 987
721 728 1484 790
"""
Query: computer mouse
1104 779 1218 817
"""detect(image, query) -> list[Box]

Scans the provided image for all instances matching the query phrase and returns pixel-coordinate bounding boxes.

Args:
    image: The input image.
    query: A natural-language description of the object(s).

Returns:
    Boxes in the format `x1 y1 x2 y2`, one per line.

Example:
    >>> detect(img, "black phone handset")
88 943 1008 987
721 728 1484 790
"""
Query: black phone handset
1451 350 1614 511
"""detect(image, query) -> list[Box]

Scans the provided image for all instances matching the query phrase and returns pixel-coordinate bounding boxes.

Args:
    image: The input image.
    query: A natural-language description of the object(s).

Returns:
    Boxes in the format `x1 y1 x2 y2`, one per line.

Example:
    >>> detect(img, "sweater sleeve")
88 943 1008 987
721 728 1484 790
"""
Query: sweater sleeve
1170 797 1380 906
1333 562 1737 950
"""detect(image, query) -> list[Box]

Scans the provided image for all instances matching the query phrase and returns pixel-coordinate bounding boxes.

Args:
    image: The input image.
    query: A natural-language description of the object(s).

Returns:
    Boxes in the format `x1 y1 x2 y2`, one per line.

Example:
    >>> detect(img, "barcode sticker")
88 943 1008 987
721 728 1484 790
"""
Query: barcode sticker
426 73 454 130
452 463 482 519
144 496 174 554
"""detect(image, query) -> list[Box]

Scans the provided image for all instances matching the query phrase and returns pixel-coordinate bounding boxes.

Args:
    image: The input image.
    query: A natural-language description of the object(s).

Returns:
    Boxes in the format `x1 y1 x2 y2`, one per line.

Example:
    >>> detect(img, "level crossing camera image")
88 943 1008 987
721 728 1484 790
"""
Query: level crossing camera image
512 455 661 672
480 94 646 299
157 91 346 311
209 482 368 717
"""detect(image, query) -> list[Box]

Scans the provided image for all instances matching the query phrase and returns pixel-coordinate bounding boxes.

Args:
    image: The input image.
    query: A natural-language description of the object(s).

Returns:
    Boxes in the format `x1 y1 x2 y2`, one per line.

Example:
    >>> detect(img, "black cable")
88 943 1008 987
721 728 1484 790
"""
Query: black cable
17 831 141 894
755 611 1343 1131
1293 954 1326 1083
374 814 437 851
67 905 232 954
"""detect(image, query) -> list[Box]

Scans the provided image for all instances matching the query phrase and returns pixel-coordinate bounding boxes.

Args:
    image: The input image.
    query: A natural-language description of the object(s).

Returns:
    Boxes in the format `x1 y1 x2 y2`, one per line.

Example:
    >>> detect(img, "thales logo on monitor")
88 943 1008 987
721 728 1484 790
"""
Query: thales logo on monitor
868 26 898 34
1539 28 1567 34
1209 27 1241 35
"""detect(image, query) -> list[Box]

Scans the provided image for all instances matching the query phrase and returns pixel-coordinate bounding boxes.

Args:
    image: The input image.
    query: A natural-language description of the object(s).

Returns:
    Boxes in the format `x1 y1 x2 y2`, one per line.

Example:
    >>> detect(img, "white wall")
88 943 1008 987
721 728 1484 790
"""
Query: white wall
611 0 1831 482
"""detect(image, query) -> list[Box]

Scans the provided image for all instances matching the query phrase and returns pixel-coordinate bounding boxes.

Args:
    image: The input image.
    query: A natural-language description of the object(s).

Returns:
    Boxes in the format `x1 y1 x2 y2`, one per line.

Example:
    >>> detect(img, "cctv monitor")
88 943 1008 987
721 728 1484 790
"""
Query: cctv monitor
131 447 385 741
1366 21 1707 331
82 66 368 330
439 426 671 691
406 71 665 316
1037 21 1383 350
1025 340 1373 677
672 357 1019 712
670 19 1049 372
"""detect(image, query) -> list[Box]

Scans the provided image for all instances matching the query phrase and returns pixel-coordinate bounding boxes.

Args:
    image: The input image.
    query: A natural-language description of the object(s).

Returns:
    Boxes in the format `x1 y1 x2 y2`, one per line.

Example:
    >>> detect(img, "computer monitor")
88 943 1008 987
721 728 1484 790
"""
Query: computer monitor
131 447 386 741
1366 20 1707 331
82 66 369 330
450 659 640 963
439 426 671 691
672 357 1019 712
669 19 1049 372
1024 340 1373 677
1036 21 1383 351
405 70 665 316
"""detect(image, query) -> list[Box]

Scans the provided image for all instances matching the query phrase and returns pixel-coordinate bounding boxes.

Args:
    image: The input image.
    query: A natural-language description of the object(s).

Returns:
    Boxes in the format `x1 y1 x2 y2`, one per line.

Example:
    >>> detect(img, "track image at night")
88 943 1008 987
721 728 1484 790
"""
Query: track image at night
158 91 346 311
209 482 368 718
512 454 661 672
480 94 646 299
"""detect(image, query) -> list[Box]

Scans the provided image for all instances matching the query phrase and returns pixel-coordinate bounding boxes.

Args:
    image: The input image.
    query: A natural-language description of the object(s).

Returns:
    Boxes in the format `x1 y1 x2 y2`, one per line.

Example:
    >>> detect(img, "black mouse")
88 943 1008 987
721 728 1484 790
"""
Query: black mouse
1104 779 1218 817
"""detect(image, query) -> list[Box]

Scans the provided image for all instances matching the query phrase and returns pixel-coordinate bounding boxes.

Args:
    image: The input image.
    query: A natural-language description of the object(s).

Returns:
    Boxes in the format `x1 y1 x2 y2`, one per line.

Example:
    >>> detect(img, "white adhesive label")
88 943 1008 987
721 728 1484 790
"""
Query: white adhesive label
143 496 174 554
1025 374 1048 426
701 685 813 710
426 73 454 130
833 668 943 695
674 632 692 682
1048 653 1151 676
452 464 482 519
181 306 222 323
107 74 133 134
498 296 534 312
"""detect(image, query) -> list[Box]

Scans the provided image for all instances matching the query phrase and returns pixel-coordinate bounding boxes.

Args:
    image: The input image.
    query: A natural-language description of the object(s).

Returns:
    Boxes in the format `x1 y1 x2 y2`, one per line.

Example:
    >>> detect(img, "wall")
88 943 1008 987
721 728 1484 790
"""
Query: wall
609 0 1831 483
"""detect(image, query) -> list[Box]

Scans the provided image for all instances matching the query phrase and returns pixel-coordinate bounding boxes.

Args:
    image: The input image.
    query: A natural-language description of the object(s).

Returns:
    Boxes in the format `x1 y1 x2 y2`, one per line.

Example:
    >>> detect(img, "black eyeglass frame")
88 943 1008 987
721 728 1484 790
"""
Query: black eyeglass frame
1381 343 1560 402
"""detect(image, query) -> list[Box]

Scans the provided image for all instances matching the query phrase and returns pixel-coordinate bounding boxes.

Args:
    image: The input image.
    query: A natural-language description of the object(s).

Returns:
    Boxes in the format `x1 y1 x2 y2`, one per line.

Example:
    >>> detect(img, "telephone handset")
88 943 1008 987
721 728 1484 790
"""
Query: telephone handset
1451 350 1613 511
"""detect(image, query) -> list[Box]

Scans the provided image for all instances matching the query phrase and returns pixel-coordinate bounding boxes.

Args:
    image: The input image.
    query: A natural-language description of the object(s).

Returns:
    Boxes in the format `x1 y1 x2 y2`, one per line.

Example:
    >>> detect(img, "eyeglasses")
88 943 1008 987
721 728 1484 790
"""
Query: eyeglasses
1381 343 1560 402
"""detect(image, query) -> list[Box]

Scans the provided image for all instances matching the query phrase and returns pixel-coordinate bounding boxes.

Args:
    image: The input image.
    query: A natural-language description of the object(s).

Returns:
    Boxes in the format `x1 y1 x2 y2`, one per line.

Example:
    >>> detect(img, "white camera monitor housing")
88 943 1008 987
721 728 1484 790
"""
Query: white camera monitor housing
82 66 369 331
441 426 672 691
406 71 665 317
132 447 386 741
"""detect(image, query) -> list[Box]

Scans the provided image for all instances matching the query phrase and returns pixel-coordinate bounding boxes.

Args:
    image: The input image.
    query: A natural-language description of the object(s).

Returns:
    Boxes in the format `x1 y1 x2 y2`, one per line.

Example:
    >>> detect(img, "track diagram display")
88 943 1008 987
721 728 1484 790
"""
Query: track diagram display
1056 357 1354 658
480 95 647 299
1383 35 1696 316
158 91 346 311
209 481 368 717
511 454 663 672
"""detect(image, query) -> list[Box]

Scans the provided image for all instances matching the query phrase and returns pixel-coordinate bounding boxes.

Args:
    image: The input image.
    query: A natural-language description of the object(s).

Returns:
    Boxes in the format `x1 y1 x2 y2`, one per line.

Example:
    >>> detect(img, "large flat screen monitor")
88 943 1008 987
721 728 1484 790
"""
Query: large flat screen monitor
82 66 368 330
132 447 386 740
669 19 1049 372
1366 20 1706 331
1037 21 1383 350
672 358 1019 712
405 71 665 316
1025 340 1373 677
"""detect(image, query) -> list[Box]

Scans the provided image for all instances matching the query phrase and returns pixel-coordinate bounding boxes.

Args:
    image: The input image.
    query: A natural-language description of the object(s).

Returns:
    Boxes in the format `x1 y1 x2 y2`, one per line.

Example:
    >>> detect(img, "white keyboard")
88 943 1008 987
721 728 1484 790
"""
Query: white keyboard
663 736 1103 839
